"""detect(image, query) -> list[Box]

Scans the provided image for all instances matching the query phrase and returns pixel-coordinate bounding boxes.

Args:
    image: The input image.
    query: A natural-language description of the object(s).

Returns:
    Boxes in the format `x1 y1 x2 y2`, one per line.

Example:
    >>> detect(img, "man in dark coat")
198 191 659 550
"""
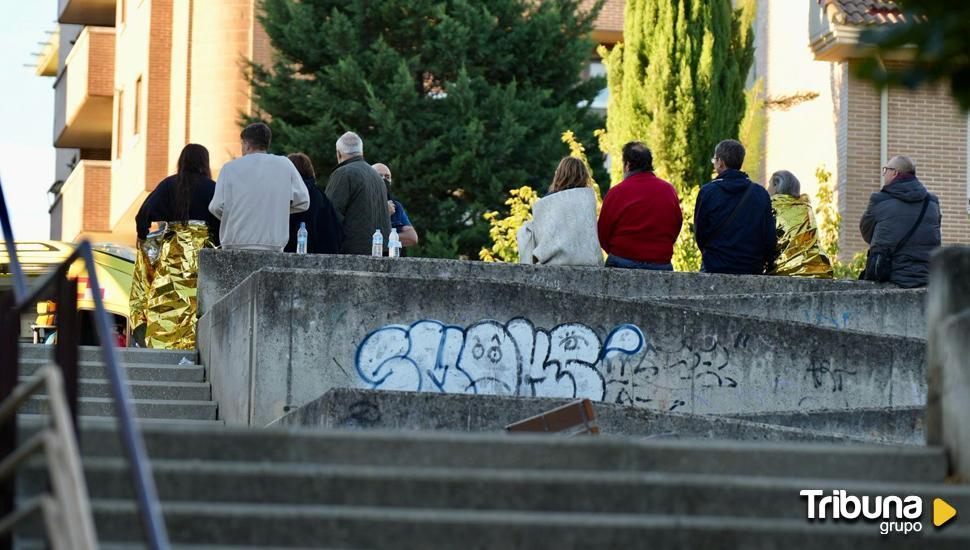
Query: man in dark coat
860 155 942 288
325 132 391 255
694 139 777 275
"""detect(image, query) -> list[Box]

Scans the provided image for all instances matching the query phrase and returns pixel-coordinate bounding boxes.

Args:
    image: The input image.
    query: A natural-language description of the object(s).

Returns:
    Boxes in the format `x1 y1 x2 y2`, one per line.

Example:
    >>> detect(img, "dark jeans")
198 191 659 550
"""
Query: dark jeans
605 254 674 271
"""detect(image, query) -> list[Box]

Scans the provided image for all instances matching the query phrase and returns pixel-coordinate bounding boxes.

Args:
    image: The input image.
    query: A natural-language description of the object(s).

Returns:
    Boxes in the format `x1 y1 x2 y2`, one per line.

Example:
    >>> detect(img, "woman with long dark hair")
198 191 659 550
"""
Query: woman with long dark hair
131 144 219 349
284 153 343 254
135 143 220 243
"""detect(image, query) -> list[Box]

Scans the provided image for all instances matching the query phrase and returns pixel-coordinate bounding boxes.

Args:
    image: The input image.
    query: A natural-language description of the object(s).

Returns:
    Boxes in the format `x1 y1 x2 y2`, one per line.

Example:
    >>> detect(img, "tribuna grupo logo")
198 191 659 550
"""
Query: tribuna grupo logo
800 490 958 535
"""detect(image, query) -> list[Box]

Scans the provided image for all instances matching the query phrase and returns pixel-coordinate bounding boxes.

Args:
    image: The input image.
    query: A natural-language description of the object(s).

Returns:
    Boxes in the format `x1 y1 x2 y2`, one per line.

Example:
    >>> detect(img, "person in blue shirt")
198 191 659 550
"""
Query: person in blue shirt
372 163 419 249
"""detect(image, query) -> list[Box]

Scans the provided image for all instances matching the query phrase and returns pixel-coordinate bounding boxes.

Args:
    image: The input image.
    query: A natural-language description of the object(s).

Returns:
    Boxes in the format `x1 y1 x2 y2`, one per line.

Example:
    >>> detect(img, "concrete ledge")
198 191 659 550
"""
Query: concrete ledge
271 388 896 445
938 312 970 479
197 250 874 316
926 246 970 480
668 289 926 338
724 406 923 445
198 268 925 426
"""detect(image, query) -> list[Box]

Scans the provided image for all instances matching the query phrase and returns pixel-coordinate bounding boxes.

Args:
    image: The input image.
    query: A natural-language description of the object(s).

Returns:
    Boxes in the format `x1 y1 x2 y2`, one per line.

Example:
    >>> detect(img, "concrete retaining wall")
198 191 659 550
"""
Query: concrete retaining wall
272 388 888 444
197 268 925 426
725 407 923 445
197 250 874 316
926 246 970 480
669 290 926 338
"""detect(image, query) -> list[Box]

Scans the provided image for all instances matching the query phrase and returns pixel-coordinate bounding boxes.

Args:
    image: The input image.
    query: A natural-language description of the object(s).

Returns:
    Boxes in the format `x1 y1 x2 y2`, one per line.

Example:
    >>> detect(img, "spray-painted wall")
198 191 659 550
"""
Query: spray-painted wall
198 268 925 426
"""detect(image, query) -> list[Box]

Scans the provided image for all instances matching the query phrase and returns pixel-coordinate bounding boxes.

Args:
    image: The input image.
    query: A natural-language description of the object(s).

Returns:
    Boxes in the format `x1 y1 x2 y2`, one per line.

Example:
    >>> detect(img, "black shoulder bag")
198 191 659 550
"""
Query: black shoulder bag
698 183 756 252
861 196 930 283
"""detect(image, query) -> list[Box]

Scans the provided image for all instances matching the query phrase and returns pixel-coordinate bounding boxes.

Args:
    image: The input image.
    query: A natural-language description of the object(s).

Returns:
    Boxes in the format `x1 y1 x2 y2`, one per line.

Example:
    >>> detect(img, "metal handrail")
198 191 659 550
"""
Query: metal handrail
0 366 97 549
0 178 170 549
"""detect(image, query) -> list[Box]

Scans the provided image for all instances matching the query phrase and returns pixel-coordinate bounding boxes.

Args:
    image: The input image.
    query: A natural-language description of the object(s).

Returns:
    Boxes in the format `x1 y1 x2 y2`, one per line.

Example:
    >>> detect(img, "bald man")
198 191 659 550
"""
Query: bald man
860 155 941 288
373 163 419 248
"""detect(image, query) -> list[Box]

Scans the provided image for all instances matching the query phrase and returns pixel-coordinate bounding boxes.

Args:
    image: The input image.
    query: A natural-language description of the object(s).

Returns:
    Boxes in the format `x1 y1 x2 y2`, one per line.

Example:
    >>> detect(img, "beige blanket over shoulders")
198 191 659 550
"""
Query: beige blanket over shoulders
516 187 602 266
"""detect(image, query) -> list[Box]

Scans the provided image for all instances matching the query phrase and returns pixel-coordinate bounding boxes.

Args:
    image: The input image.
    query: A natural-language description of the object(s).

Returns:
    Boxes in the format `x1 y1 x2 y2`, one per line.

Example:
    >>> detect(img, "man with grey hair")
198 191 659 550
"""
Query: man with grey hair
860 155 941 287
325 132 391 255
693 139 777 274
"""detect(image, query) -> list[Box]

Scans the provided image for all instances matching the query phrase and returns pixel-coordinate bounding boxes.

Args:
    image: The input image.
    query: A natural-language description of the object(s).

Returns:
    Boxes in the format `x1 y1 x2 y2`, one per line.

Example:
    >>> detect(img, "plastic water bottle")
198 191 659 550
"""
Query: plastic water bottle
371 229 383 257
296 222 308 255
388 228 401 258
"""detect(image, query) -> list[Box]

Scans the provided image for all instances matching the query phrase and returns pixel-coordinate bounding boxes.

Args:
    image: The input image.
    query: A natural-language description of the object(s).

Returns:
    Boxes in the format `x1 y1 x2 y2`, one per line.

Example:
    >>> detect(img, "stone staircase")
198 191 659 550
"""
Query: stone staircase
17 344 219 424
12 345 970 548
16 422 970 548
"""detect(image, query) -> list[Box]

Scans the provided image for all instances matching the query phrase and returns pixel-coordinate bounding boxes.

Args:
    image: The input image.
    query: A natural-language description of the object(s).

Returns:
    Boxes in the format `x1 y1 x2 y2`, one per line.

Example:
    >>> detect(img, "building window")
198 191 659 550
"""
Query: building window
589 61 608 114
116 89 124 159
133 76 142 137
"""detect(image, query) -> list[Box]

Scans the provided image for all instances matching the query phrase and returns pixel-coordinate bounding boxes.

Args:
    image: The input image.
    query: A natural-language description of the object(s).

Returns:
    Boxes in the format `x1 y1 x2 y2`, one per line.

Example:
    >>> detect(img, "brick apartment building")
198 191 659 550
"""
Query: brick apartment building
40 0 969 254
43 0 271 244
807 0 969 255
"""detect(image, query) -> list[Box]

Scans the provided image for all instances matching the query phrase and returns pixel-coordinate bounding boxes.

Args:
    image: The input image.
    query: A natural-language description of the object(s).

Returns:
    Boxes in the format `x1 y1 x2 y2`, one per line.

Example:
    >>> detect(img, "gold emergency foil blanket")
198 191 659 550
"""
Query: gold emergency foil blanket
129 221 213 350
768 194 833 278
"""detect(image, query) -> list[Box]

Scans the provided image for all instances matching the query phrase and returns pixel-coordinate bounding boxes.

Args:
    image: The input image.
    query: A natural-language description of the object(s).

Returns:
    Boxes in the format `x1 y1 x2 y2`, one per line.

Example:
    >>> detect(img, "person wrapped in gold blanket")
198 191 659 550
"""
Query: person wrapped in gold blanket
130 144 218 349
766 170 833 278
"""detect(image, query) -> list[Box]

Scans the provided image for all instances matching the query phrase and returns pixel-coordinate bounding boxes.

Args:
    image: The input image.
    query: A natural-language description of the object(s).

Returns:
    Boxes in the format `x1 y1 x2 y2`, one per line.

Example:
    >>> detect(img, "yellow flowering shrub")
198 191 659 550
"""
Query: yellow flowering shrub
479 186 540 263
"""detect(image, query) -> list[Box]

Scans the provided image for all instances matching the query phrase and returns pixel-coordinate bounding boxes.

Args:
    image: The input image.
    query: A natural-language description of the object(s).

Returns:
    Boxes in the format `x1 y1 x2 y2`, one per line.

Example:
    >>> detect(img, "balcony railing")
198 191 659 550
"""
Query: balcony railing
58 0 117 27
53 26 115 149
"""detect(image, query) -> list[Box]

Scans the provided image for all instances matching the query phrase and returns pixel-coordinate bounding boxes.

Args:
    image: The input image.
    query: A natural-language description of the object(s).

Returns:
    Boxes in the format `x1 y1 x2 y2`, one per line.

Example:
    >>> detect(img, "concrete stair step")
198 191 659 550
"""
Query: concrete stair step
20 458 970 521
24 500 970 548
66 425 947 483
14 541 337 550
18 344 198 365
19 361 205 382
18 414 224 429
24 396 218 421
19 378 211 401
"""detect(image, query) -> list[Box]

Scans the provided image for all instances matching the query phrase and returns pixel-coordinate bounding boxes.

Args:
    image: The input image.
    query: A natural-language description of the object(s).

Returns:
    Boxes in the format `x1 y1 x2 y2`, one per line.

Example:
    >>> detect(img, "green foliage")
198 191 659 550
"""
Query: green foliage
598 0 755 188
814 165 866 279
739 78 766 185
251 0 607 258
814 165 840 261
479 186 539 263
855 0 970 111
596 0 755 271
672 185 702 272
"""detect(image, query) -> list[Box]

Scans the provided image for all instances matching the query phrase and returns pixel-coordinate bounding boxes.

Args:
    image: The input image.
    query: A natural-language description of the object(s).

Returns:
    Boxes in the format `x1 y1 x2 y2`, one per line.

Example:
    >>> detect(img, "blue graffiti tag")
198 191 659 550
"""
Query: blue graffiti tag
355 318 645 400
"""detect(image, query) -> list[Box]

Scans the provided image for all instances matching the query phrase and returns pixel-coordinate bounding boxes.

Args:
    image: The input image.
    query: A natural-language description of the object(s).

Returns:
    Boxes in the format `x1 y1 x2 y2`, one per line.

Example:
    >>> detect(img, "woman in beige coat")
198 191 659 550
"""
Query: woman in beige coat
517 157 603 266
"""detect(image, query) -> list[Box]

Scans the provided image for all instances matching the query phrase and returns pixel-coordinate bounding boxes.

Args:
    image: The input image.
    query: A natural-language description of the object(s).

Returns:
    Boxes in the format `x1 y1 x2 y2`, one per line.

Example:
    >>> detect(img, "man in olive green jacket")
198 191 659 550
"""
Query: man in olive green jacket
325 132 391 255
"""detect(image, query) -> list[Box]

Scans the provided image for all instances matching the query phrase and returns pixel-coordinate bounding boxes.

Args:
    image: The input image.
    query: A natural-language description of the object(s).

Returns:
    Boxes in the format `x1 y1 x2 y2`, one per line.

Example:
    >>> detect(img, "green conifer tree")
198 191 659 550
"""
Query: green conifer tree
250 0 606 258
600 0 754 187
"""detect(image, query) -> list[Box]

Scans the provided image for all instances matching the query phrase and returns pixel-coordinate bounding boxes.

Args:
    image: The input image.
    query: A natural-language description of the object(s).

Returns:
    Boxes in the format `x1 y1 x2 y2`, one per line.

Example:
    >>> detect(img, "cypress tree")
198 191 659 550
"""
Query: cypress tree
250 0 606 258
600 0 755 188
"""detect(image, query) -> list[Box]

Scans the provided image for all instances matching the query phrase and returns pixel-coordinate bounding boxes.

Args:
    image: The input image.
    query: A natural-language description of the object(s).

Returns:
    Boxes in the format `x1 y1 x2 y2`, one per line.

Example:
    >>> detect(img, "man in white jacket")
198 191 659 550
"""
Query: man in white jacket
209 123 310 251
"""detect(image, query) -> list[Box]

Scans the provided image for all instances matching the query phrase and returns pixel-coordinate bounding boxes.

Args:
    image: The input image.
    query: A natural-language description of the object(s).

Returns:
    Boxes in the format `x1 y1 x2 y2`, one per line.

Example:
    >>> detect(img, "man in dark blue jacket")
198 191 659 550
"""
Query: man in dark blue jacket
693 139 777 275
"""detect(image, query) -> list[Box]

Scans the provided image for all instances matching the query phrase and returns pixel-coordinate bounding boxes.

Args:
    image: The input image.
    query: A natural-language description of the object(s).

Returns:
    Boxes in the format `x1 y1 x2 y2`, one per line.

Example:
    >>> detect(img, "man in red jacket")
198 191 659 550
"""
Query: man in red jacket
597 142 683 270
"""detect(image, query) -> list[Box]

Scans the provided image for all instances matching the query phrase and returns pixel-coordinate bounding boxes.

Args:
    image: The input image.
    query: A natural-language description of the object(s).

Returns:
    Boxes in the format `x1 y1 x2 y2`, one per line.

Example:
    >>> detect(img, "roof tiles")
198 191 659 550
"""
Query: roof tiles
821 0 910 26
584 0 625 33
